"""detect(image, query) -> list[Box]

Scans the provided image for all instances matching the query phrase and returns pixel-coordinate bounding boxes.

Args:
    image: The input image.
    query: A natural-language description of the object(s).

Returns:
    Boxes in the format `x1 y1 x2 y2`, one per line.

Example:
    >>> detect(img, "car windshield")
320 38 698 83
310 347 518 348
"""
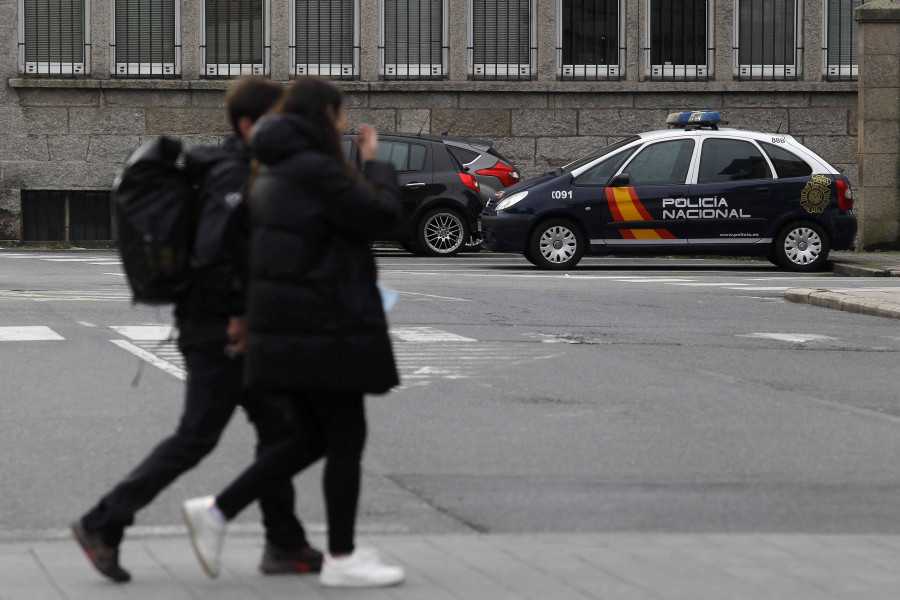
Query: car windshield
561 136 641 173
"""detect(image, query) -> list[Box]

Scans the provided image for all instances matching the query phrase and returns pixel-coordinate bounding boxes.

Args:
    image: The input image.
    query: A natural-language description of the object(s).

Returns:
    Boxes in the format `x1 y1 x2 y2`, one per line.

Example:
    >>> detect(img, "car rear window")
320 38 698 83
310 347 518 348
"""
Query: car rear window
698 138 772 183
759 142 813 178
448 146 481 165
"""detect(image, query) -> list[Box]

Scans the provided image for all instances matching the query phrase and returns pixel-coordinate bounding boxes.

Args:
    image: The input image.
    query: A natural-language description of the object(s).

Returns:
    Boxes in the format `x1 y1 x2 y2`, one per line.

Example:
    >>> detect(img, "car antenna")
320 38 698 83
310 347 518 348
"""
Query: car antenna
418 106 433 136
442 109 465 136
776 110 787 134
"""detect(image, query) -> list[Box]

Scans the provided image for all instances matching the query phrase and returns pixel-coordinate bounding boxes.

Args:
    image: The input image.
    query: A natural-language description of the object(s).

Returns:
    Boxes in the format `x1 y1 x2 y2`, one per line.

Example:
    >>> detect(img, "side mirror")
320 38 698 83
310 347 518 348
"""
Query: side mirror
609 173 632 187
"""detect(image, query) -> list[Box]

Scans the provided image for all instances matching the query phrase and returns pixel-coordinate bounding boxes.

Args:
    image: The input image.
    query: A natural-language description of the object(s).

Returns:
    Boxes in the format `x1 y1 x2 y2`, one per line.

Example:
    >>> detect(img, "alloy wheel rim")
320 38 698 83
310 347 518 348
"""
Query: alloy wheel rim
784 227 822 265
425 214 464 253
539 226 577 263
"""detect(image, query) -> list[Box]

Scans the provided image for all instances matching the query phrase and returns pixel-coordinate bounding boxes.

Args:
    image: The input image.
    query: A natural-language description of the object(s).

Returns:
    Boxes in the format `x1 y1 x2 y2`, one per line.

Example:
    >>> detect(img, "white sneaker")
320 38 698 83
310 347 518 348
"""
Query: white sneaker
182 496 226 579
320 547 405 587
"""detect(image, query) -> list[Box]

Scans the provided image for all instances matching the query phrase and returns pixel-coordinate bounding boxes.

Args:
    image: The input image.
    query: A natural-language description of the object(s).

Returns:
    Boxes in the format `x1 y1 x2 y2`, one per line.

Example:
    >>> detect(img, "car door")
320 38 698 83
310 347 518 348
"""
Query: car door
591 138 695 248
687 137 776 245
377 138 434 233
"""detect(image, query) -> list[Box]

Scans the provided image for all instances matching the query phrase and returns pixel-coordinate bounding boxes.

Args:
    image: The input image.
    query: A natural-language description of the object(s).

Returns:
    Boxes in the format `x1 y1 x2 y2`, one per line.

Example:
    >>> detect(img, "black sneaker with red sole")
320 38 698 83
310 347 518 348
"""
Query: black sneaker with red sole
259 542 324 574
71 520 131 583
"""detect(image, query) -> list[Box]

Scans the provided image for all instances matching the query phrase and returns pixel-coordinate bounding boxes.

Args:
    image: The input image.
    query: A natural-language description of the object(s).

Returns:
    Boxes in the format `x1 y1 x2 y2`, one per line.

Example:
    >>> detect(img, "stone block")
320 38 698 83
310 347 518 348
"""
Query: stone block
789 107 849 135
859 185 900 219
536 136 607 166
16 88 100 107
861 54 900 89
833 163 859 188
863 120 900 153
552 93 634 109
181 136 224 152
860 219 900 251
802 135 858 166
369 92 457 109
87 136 142 163
461 92 547 109
0 107 68 135
104 90 193 108
578 110 619 135
861 87 900 121
721 109 790 134
0 189 22 240
724 92 809 108
490 137 537 163
398 110 431 134
863 22 900 55
810 93 859 107
48 136 90 161
431 108 510 137
512 110 577 136
189 90 229 109
0 136 49 161
634 93 723 110
70 108 147 135
0 161 120 190
860 154 899 188
346 109 397 134
849 107 859 136
145 108 230 136
343 92 369 108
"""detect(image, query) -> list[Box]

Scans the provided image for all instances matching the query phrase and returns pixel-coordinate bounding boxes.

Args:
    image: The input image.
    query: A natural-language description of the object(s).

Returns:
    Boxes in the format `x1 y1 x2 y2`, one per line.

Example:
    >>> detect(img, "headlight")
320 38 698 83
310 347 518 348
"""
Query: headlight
495 190 528 211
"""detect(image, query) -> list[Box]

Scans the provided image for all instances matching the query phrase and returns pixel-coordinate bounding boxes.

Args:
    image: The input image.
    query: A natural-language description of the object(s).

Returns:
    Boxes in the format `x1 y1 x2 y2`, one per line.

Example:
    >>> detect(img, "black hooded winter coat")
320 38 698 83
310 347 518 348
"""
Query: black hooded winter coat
244 114 402 394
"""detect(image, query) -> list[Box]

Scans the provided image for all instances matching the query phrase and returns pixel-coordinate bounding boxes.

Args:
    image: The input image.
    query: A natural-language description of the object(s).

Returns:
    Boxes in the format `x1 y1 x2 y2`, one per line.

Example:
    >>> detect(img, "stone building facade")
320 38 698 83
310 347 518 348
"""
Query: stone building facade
0 0 864 244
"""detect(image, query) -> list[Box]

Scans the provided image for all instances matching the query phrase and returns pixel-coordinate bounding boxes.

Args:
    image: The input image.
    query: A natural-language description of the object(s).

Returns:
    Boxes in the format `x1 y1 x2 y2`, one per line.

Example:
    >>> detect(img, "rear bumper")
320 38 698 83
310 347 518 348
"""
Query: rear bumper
830 214 858 250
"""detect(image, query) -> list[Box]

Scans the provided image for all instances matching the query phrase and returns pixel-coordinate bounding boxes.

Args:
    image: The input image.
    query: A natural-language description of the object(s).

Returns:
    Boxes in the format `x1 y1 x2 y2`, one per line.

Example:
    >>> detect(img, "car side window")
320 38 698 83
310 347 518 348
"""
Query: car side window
759 142 813 178
378 141 426 172
623 139 695 186
573 147 637 186
698 138 772 183
341 139 353 160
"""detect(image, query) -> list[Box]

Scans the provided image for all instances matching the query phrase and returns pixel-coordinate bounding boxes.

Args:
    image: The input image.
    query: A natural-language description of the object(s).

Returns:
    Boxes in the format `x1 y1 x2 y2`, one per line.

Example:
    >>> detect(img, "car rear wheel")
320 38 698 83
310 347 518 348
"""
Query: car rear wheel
773 220 830 272
527 219 585 270
416 208 468 256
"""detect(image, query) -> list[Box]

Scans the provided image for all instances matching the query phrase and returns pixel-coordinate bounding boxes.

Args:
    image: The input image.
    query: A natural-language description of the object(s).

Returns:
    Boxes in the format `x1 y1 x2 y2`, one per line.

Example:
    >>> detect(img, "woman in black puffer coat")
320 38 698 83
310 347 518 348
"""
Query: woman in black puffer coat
182 78 406 588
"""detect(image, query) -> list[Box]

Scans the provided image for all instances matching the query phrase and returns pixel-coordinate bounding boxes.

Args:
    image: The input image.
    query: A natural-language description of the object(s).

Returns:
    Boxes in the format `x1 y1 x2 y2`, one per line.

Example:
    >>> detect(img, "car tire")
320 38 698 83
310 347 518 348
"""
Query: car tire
772 220 830 272
462 235 483 252
527 219 585 270
416 208 468 257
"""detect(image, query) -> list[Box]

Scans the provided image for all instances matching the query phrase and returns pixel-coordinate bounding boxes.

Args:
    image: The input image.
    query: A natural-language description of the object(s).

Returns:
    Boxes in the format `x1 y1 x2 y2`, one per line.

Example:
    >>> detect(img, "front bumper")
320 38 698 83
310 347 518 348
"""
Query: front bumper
480 213 533 252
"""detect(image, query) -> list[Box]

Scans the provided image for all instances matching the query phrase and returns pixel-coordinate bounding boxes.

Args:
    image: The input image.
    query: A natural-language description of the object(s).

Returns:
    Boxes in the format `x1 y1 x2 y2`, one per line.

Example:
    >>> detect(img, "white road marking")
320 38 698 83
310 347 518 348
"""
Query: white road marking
111 340 186 380
0 326 65 341
728 286 790 291
674 282 749 287
396 290 471 302
76 321 96 327
738 333 839 343
105 273 127 276
391 327 477 343
613 278 694 283
110 325 177 341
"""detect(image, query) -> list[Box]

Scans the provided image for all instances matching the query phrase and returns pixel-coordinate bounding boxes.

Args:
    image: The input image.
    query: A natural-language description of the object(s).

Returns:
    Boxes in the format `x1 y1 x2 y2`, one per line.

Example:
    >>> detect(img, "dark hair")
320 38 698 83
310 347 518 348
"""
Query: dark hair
275 77 345 163
225 76 284 136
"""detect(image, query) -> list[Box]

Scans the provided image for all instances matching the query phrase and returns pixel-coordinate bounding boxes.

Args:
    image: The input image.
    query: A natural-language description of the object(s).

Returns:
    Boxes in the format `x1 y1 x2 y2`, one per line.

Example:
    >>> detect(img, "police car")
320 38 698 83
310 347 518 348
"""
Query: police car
480 111 856 271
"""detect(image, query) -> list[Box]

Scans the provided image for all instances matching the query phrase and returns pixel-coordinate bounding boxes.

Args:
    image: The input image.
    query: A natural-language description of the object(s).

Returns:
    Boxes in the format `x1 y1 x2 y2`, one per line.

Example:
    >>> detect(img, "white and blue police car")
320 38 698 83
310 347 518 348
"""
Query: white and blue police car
480 111 857 271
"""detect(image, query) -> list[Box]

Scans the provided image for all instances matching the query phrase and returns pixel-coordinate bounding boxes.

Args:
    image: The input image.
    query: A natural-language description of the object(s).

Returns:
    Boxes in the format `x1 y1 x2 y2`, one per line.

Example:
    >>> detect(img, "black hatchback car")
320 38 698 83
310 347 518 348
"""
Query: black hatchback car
343 133 517 256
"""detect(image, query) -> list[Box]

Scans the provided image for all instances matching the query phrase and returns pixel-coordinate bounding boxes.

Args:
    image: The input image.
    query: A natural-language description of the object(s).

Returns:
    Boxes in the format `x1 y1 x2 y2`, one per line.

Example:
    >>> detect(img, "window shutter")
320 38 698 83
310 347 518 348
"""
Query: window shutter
827 0 861 67
649 0 706 66
115 0 176 64
738 0 795 66
472 0 530 65
24 0 85 63
206 0 263 65
561 0 619 66
384 0 442 66
295 0 354 65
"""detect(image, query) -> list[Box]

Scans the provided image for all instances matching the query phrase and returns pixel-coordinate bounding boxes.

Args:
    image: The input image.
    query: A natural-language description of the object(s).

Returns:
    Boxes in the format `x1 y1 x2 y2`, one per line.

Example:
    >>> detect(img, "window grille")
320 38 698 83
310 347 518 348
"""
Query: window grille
22 190 112 241
19 0 90 75
381 0 448 79
203 0 269 76
823 0 861 80
292 0 358 78
470 0 536 80
644 0 713 80
111 0 179 77
734 0 802 80
558 0 624 80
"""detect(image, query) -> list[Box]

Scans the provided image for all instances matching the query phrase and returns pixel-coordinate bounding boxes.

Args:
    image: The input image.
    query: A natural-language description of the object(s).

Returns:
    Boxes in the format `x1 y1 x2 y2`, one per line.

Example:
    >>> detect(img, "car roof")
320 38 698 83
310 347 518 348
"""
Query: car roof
344 131 493 151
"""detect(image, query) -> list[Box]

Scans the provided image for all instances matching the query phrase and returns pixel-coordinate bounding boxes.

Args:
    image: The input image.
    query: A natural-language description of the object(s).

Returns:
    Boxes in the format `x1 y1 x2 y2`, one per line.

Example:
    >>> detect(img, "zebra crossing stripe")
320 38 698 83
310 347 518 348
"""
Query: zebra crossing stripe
391 327 477 342
110 326 177 341
110 340 186 380
0 326 65 341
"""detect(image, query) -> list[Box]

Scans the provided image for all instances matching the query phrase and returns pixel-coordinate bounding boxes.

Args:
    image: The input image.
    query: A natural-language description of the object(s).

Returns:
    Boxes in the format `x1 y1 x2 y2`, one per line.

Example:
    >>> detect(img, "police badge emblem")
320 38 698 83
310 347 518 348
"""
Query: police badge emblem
799 174 831 214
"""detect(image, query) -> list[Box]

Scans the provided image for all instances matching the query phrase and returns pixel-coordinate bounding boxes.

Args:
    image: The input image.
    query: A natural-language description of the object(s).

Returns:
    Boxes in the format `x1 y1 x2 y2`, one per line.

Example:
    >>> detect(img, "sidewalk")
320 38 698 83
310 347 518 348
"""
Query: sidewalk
4 531 900 600
784 251 900 319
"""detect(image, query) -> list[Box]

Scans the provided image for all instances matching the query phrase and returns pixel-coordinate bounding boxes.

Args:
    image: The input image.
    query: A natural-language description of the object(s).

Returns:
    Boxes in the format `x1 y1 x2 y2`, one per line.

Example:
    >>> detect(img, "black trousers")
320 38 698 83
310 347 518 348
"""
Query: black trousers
217 391 366 555
82 320 309 550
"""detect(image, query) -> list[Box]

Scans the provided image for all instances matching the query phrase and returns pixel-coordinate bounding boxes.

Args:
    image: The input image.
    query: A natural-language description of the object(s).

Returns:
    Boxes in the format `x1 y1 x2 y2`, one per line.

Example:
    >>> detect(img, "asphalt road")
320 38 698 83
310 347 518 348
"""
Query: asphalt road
2 249 899 544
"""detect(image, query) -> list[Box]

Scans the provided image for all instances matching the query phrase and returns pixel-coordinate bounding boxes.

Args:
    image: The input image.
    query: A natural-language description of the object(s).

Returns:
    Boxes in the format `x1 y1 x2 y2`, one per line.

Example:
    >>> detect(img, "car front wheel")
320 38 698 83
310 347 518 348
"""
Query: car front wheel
416 209 468 256
773 220 830 272
527 219 585 269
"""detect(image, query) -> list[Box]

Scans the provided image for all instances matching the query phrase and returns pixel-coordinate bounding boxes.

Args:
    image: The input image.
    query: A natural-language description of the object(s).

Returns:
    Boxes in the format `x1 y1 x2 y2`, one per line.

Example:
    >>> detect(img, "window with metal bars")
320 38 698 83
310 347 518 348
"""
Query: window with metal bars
382 0 447 79
734 0 802 80
19 0 90 75
470 0 536 80
111 0 179 77
21 190 112 241
644 0 712 80
292 0 358 78
558 0 624 80
203 0 269 76
823 0 861 80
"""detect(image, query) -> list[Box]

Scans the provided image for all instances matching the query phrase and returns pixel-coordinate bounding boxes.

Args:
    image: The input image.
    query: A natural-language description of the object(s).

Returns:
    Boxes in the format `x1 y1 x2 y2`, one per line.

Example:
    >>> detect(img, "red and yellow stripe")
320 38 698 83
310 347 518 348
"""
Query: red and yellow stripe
605 187 676 240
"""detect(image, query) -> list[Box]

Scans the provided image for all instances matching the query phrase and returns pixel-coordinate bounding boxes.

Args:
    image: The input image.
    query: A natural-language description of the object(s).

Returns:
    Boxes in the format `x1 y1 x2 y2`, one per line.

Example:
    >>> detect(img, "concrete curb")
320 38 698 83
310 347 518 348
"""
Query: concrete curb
785 288 900 319
831 262 900 277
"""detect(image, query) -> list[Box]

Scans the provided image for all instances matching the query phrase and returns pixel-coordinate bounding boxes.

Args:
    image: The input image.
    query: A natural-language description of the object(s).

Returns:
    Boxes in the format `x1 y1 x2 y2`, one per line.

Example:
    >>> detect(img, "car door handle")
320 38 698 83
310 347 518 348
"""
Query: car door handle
405 182 426 188
755 187 772 194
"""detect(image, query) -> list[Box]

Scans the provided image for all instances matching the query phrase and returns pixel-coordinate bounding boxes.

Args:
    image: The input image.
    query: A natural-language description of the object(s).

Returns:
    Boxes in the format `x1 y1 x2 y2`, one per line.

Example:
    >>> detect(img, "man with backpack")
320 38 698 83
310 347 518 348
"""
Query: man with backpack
72 77 323 583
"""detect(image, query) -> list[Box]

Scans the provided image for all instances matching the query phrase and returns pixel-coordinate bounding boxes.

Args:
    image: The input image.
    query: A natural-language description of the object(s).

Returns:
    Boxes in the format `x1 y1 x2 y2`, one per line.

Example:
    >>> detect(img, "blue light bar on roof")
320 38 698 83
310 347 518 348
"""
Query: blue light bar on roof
666 110 724 128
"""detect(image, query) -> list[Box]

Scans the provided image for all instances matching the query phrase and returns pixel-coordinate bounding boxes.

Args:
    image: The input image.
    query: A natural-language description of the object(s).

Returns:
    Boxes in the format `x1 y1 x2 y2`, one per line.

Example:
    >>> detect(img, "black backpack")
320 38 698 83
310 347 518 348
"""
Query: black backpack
113 136 197 305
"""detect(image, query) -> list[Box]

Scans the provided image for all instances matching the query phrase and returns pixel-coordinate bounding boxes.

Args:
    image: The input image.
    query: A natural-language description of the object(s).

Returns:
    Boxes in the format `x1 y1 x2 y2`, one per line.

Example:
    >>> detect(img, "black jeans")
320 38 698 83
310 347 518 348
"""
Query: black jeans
82 319 309 550
217 391 366 555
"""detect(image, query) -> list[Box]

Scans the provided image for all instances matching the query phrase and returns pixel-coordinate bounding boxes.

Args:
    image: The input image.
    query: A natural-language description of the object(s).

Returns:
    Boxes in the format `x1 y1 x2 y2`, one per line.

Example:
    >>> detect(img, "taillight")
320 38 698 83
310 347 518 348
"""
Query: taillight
458 172 480 193
835 177 853 210
476 162 520 187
